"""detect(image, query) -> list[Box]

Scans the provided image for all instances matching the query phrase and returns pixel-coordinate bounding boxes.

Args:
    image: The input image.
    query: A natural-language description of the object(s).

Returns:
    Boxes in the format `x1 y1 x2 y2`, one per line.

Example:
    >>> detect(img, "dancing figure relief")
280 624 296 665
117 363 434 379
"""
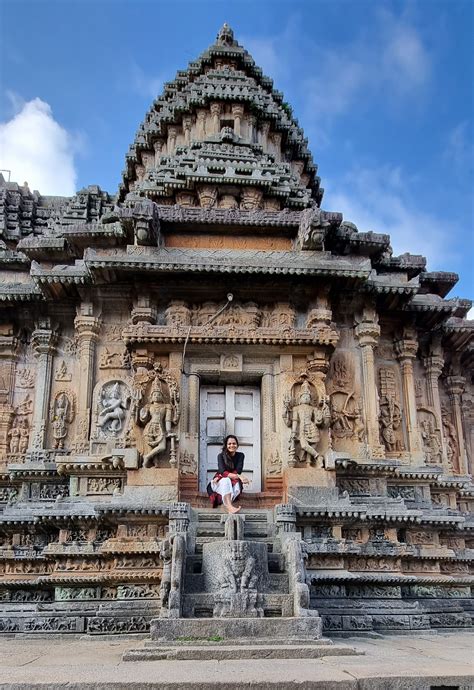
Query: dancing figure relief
97 382 129 435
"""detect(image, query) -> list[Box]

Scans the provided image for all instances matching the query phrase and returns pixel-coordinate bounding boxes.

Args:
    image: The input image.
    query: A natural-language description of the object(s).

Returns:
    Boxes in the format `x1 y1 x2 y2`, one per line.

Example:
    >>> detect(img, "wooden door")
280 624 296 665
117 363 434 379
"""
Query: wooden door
199 385 261 492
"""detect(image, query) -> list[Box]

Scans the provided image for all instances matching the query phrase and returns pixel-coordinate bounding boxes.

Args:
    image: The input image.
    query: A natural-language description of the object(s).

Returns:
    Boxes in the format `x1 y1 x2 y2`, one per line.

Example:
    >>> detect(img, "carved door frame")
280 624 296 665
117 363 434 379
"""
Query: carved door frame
199 384 261 492
181 357 279 494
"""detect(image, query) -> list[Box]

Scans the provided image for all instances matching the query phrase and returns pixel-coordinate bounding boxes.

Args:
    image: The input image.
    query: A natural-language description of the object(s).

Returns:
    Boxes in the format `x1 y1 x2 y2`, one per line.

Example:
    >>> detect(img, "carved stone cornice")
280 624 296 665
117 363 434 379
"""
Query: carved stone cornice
0 335 19 359
122 322 337 347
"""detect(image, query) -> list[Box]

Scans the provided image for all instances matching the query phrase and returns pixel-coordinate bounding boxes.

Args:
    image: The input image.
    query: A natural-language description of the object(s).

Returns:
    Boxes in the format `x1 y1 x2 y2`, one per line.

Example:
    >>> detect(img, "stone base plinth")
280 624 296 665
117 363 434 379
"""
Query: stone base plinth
150 615 323 641
284 467 338 505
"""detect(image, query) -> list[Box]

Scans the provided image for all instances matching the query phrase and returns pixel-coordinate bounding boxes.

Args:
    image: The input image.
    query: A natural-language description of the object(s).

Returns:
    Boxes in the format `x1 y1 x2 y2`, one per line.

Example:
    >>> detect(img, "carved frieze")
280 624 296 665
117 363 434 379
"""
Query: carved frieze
124 300 338 347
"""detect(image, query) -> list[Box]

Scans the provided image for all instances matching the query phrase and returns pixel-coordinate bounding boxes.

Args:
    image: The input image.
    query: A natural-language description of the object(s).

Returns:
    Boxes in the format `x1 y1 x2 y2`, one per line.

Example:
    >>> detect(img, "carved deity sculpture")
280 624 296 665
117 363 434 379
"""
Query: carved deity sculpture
140 385 172 467
420 418 442 466
97 382 128 434
50 392 74 449
379 395 403 452
138 375 179 467
442 409 458 472
284 377 330 467
18 419 30 454
8 423 20 454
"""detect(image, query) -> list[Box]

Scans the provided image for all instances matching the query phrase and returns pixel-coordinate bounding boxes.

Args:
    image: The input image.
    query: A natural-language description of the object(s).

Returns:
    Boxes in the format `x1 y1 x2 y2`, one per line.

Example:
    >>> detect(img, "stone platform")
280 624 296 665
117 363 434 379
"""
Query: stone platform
0 632 473 688
123 639 361 661
150 615 323 641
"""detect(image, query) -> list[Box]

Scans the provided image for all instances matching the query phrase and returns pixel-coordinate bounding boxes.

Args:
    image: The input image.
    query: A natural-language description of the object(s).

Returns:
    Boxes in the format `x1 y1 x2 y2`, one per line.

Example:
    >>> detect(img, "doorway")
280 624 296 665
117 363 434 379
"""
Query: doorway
199 385 261 492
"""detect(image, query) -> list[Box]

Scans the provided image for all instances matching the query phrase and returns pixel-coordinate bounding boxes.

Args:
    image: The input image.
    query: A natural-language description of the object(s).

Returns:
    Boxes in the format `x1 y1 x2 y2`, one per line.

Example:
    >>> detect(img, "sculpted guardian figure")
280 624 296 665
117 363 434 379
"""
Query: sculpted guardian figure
284 379 330 466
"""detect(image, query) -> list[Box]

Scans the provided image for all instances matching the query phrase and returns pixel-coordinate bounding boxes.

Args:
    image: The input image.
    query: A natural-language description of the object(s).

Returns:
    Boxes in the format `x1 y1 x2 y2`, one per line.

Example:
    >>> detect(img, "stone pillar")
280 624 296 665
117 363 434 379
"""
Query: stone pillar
260 121 270 149
446 375 468 475
354 307 385 458
74 304 101 450
188 373 200 436
232 104 244 137
395 328 423 464
423 344 449 470
167 126 178 155
153 139 164 166
183 116 192 145
0 325 18 467
31 320 58 450
210 102 221 134
196 109 207 139
247 115 256 143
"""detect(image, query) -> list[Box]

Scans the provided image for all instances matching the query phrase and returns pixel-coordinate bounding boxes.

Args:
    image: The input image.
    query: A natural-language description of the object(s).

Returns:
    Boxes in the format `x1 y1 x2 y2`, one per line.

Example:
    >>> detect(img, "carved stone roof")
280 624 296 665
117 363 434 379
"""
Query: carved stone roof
121 24 322 207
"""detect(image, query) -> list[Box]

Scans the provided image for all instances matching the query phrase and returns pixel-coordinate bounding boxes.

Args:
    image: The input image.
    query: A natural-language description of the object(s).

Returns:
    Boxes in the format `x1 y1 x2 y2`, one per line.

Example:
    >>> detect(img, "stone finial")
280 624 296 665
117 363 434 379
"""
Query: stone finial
217 23 235 46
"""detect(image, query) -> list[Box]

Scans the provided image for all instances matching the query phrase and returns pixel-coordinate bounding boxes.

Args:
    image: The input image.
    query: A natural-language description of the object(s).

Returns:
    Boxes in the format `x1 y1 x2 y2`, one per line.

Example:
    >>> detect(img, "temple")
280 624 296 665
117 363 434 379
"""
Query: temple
0 24 472 639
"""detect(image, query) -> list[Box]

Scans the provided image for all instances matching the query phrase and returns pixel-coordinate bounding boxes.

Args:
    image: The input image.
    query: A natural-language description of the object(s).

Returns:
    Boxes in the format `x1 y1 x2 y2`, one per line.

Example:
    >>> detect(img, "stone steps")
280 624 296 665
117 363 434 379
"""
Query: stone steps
149 615 324 640
123 641 362 661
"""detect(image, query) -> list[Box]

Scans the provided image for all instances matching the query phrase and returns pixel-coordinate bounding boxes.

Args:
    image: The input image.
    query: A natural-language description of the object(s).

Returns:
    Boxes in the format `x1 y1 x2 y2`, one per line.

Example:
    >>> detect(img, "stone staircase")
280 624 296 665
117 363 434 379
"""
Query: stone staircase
182 508 292 619
124 507 360 660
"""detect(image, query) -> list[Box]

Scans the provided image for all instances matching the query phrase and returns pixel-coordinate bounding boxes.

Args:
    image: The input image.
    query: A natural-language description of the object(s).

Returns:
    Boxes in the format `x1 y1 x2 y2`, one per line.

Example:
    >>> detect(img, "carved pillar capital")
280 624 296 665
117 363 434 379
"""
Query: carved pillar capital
423 354 444 378
231 103 244 118
210 102 221 116
31 327 58 357
446 375 466 398
130 295 157 325
395 335 418 362
354 320 380 348
130 348 155 372
74 315 101 343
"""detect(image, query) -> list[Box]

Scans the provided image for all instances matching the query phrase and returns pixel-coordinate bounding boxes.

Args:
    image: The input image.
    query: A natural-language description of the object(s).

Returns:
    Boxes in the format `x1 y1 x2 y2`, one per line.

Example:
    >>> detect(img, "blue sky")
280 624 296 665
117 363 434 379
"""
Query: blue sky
1 0 472 306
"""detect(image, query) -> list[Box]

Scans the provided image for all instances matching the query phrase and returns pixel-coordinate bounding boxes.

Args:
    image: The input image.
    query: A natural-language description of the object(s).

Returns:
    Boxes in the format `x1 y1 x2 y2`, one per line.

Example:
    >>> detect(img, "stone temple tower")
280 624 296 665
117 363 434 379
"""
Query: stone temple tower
0 24 472 638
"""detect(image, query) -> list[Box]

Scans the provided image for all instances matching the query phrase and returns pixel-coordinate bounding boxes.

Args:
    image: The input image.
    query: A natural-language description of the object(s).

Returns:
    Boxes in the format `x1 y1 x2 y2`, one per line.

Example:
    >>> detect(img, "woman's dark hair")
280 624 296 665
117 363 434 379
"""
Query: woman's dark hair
221 434 239 470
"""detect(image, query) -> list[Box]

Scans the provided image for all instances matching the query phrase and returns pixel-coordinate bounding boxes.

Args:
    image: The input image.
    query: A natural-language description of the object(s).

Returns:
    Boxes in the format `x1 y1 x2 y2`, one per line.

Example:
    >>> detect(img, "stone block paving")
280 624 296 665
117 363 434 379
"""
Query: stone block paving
0 631 473 688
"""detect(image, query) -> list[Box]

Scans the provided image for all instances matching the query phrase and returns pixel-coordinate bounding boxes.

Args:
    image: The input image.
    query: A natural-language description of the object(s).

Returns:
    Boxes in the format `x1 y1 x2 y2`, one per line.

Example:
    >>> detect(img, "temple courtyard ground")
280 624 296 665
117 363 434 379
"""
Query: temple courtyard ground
0 630 473 688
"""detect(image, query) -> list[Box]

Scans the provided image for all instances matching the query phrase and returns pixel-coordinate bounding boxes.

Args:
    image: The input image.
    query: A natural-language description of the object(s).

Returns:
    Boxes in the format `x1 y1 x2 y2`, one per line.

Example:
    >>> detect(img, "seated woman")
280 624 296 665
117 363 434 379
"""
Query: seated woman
207 434 250 513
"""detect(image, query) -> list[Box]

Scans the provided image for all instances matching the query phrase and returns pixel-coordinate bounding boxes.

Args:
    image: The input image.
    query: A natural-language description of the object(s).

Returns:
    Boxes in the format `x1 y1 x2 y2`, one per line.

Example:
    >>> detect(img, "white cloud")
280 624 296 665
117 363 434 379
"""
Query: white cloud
304 9 431 122
324 164 455 269
0 97 77 196
239 36 283 83
444 121 473 172
128 62 164 99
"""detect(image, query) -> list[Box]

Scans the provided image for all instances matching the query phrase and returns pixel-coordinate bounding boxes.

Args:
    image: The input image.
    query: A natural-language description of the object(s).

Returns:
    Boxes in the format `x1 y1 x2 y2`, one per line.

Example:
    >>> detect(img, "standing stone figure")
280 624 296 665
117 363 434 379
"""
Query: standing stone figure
284 379 330 466
18 419 30 454
8 423 20 454
50 392 73 449
140 386 172 467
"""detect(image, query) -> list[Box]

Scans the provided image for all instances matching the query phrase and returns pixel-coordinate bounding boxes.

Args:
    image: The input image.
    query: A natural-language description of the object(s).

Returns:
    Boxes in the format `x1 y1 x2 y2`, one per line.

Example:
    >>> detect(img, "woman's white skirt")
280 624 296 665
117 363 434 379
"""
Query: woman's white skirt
210 476 241 501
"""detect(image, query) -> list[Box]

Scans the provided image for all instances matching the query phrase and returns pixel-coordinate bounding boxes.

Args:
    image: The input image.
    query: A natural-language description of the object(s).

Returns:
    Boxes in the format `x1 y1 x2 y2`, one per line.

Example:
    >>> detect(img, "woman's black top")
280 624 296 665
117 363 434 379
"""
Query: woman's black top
217 451 244 475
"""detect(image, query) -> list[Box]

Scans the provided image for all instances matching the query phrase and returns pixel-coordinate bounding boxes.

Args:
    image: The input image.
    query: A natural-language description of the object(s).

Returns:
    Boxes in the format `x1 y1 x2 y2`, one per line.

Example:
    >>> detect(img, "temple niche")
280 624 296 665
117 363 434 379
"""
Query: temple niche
0 24 472 640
